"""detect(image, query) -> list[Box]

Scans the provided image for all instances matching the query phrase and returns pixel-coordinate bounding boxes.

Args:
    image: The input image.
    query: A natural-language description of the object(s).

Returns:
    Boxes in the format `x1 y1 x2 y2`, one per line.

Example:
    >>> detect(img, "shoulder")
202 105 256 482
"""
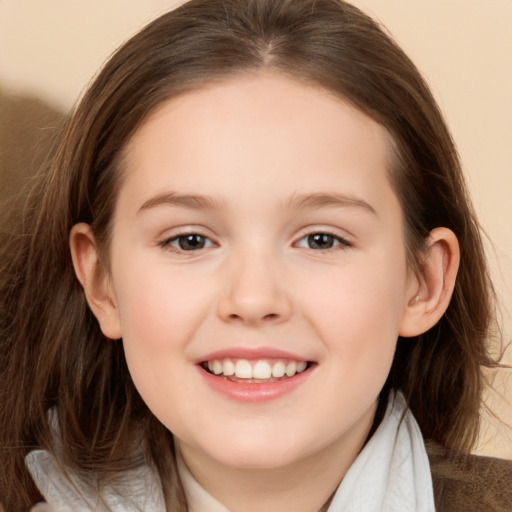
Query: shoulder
425 440 512 512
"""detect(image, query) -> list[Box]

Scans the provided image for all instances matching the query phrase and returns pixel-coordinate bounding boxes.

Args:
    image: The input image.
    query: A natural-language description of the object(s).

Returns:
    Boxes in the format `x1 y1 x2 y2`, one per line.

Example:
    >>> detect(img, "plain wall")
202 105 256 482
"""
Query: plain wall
1 0 510 457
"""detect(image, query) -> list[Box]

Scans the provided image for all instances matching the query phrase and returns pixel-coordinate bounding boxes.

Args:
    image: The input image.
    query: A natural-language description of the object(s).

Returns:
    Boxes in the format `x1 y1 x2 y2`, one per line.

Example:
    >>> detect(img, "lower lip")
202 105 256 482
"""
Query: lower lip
197 366 314 403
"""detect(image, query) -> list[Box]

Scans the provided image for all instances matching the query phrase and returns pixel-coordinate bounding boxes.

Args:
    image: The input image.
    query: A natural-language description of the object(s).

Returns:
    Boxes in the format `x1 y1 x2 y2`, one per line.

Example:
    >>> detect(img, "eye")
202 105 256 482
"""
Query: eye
160 233 215 252
295 232 350 250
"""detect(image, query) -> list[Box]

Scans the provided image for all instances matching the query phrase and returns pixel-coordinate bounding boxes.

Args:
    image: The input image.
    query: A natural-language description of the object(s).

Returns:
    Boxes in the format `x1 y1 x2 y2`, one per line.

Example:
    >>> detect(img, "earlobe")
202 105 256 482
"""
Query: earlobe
69 223 122 340
399 227 460 337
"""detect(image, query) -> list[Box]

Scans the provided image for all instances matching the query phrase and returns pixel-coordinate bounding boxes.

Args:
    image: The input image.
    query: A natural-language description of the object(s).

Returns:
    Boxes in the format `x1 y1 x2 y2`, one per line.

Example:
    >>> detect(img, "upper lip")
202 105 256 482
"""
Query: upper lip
196 346 311 364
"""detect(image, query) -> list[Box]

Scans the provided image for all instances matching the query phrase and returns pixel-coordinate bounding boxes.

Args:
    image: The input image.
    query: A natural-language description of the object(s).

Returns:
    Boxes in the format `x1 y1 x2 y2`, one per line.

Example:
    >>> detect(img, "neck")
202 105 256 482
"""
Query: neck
176 404 376 512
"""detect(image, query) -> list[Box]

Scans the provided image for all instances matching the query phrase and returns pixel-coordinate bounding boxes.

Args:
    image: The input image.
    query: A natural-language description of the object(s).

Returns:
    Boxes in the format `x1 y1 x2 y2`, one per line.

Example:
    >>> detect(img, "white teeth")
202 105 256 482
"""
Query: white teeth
296 361 307 373
253 361 272 379
212 360 223 375
235 359 253 379
206 358 309 380
222 359 235 376
285 361 297 377
271 361 286 378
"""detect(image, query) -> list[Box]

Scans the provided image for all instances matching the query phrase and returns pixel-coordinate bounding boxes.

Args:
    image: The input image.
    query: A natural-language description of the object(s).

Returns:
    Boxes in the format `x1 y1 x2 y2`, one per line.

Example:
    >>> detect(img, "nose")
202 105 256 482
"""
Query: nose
216 249 293 326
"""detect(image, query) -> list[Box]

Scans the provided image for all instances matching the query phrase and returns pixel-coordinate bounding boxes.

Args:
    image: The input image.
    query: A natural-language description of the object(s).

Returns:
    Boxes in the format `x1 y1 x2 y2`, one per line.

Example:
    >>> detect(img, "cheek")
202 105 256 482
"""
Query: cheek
111 261 212 347
303 255 407 330
110 263 218 405
112 269 210 418
298 253 407 376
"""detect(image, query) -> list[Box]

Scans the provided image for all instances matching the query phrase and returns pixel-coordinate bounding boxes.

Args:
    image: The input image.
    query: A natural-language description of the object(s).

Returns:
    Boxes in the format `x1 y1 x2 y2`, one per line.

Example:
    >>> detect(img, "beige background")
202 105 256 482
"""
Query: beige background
1 0 510 457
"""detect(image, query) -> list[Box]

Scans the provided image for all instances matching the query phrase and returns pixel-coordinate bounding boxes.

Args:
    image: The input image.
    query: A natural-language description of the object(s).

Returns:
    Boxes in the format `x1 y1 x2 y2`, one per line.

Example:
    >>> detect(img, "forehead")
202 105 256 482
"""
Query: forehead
120 71 397 216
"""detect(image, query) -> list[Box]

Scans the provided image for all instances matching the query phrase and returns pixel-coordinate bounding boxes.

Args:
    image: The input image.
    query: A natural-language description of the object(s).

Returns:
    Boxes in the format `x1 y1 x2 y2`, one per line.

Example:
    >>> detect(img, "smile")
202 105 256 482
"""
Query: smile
197 348 316 402
202 358 309 381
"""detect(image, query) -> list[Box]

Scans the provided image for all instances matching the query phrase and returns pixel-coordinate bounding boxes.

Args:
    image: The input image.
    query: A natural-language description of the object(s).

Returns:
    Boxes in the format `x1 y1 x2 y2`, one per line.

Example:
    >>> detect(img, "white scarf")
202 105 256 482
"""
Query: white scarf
26 392 435 511
326 391 435 512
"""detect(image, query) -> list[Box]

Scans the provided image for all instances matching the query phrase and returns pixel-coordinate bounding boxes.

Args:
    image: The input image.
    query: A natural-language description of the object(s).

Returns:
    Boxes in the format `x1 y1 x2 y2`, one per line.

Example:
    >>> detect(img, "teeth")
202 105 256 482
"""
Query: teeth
296 361 307 373
271 361 285 378
223 359 235 376
205 358 309 380
235 359 253 379
212 360 223 375
253 361 272 379
285 361 297 377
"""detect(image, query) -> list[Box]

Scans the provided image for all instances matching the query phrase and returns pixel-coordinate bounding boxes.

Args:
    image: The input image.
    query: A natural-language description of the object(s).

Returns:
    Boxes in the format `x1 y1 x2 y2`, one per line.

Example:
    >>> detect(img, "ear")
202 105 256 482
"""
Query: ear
399 227 460 337
69 223 122 340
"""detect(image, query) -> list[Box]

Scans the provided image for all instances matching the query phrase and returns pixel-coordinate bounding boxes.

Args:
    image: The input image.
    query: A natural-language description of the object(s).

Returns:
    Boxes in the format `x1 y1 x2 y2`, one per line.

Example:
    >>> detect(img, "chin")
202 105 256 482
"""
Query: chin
195 432 312 471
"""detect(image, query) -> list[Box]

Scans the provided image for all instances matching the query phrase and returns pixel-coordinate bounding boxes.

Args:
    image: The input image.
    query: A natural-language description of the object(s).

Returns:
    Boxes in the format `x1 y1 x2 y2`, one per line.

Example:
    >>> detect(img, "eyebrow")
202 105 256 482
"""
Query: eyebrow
137 191 376 216
286 192 377 216
138 192 225 213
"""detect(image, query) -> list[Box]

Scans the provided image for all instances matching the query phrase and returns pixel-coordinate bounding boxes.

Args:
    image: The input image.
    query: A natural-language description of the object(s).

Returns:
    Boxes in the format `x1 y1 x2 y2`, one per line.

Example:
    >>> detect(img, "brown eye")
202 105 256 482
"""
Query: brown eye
307 234 335 249
178 234 206 250
162 233 214 252
295 232 350 251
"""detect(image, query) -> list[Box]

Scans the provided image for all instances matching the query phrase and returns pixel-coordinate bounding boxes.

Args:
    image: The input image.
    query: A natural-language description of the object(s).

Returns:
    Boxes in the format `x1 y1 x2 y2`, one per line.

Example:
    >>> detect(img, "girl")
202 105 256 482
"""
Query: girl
1 0 511 510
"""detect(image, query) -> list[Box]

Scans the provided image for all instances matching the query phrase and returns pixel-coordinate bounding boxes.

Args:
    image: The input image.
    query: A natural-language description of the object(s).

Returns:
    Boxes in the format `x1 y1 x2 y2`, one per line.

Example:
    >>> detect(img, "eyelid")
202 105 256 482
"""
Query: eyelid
293 228 353 251
158 227 218 254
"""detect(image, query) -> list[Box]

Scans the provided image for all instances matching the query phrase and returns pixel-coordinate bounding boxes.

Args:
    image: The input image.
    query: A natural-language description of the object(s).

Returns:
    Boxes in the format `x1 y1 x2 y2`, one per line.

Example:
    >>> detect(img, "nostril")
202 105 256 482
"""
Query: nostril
227 312 279 322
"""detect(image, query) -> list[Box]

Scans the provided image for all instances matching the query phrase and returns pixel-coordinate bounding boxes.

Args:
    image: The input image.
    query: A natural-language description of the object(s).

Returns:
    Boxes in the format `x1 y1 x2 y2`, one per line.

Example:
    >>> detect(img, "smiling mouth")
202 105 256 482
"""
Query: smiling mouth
200 358 313 382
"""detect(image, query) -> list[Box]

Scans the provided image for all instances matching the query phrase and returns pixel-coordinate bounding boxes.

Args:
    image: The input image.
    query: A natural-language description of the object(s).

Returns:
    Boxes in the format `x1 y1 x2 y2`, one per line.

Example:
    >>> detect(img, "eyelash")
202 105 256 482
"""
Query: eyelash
158 230 351 254
294 232 352 251
159 233 216 253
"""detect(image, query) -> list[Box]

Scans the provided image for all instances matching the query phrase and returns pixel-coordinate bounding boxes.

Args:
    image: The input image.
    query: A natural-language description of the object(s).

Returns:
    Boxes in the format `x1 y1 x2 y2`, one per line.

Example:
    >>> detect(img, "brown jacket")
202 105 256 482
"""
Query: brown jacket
426 441 512 512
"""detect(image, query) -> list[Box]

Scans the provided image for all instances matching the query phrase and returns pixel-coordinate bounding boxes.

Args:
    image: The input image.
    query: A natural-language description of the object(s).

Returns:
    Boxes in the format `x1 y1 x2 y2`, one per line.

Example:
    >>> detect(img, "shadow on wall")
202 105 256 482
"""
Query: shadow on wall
0 89 66 209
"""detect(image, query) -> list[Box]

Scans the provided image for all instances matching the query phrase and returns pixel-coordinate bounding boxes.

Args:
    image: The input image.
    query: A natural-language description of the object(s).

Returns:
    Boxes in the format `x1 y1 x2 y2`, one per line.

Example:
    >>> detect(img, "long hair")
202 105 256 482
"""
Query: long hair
0 0 498 509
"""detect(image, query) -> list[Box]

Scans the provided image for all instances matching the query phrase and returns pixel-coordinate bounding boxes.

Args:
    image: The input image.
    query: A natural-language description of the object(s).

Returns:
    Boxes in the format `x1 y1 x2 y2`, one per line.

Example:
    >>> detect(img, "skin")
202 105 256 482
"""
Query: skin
71 72 459 512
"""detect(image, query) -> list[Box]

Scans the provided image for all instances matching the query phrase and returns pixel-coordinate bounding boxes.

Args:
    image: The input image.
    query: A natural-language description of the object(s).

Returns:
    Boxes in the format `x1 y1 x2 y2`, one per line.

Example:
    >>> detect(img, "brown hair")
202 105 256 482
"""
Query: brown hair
0 0 499 509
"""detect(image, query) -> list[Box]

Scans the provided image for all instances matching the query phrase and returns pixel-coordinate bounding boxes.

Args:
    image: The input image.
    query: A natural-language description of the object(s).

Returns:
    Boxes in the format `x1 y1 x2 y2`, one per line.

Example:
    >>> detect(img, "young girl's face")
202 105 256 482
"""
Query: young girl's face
101 73 418 472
